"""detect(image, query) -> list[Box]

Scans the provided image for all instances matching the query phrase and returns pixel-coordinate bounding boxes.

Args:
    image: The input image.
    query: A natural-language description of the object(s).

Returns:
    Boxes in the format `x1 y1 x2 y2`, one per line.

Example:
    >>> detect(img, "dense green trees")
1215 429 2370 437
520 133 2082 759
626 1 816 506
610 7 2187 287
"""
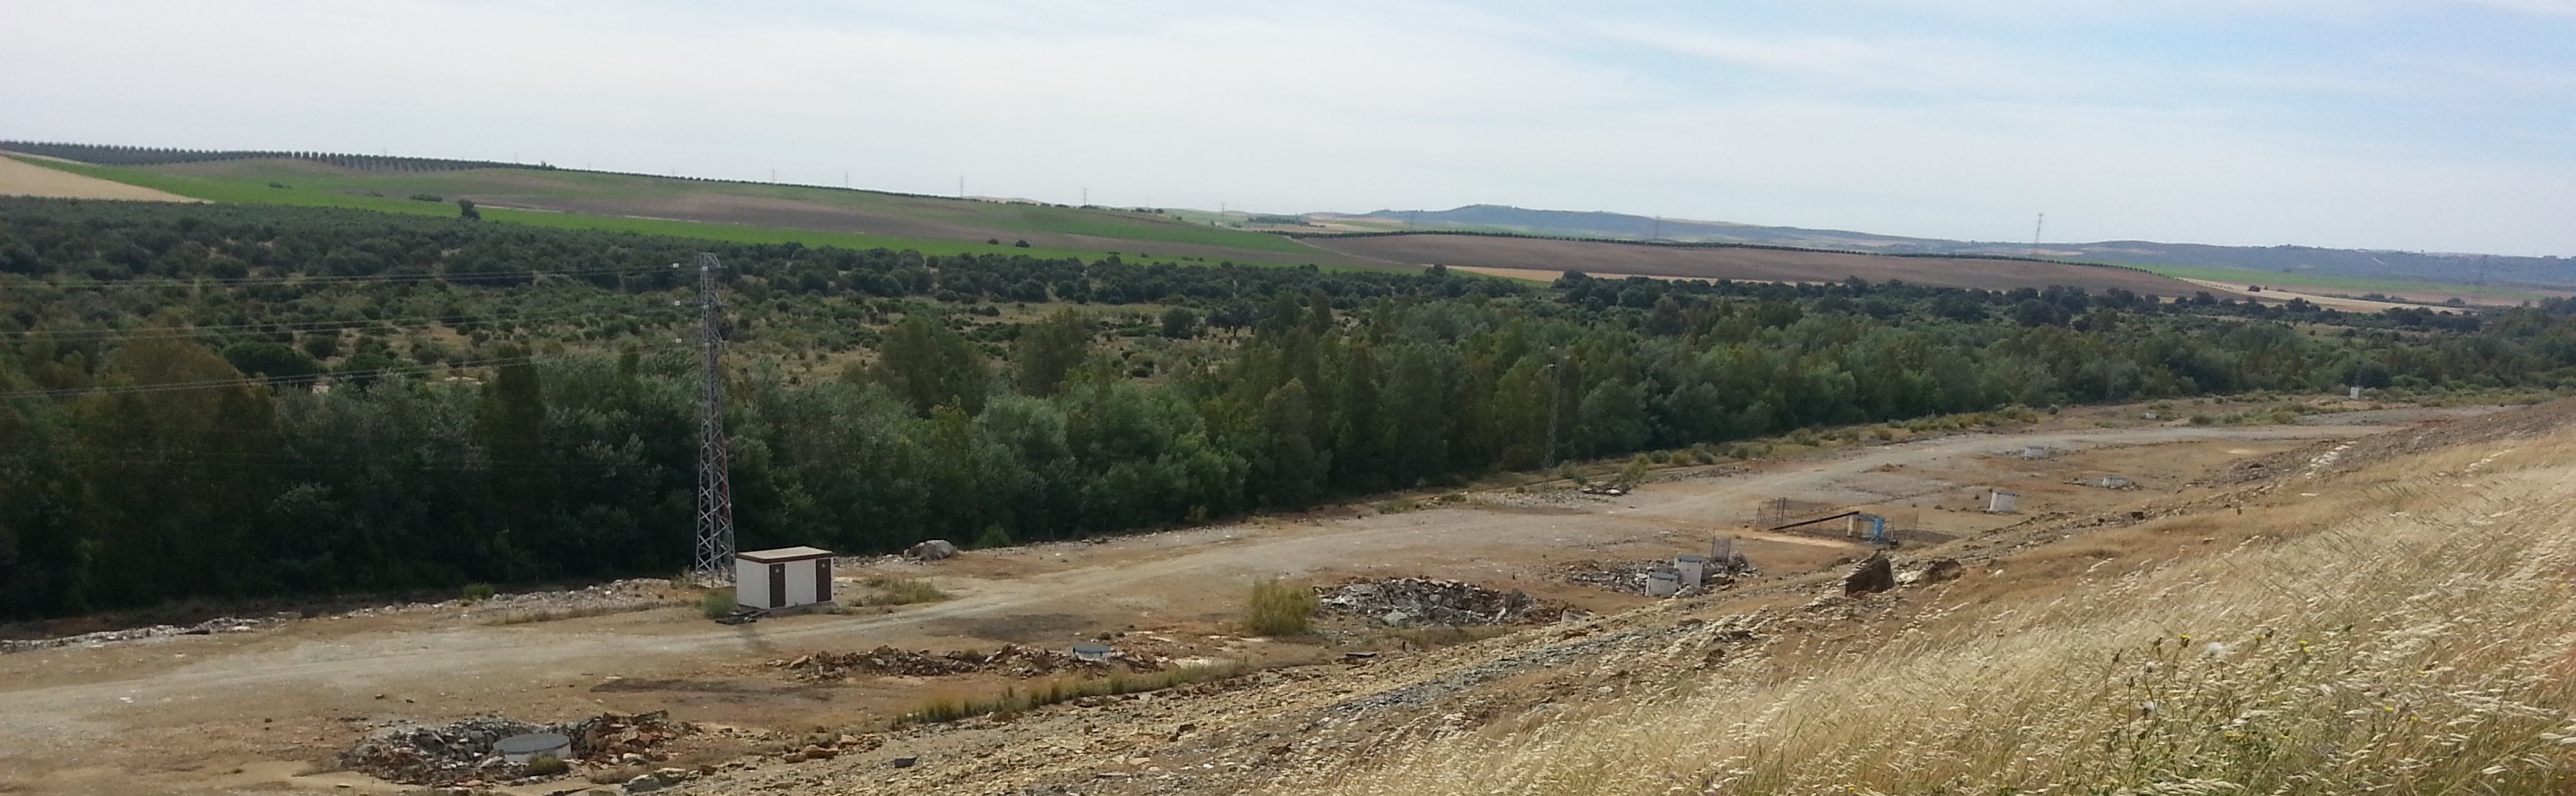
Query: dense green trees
5 197 2574 620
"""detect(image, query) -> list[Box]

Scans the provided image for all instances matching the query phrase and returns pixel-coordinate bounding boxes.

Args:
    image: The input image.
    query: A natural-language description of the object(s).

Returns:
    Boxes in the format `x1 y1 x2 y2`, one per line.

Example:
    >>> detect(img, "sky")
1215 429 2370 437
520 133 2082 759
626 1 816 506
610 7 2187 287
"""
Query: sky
3 0 2572 254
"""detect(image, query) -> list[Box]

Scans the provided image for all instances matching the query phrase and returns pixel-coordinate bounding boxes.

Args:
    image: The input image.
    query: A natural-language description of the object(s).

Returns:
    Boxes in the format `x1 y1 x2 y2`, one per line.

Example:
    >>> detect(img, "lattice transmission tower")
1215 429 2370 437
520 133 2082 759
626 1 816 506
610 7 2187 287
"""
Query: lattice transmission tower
691 253 737 584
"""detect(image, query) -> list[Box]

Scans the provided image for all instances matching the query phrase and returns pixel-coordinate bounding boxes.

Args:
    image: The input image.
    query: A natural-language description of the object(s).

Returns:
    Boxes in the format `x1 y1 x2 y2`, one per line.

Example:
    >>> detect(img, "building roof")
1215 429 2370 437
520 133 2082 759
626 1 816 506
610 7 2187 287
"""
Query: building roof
736 546 835 562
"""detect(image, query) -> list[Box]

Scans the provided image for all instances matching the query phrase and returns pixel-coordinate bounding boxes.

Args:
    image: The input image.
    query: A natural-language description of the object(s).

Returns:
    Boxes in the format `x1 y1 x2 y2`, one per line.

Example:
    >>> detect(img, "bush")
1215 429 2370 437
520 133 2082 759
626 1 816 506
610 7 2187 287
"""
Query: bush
972 524 1013 550
408 193 444 202
859 576 950 606
1245 578 1318 636
462 583 496 602
522 754 568 776
699 589 737 618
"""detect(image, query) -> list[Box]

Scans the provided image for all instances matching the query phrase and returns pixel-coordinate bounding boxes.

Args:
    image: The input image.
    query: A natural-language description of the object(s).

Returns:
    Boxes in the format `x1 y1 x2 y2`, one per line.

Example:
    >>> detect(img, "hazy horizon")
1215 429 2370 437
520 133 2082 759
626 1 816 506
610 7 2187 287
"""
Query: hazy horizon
6 1 2572 256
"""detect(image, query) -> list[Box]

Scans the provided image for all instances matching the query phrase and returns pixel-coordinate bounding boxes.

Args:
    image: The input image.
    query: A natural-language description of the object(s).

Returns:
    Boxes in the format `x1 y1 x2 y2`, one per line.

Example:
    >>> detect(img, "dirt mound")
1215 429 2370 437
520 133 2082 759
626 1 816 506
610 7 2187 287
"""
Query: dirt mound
331 711 688 785
774 644 1157 681
1316 578 1566 627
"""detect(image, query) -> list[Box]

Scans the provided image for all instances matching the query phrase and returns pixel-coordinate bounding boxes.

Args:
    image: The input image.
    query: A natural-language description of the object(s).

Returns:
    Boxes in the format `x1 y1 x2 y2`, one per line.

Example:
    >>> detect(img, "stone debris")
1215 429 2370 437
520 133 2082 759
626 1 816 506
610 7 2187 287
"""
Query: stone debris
1843 551 1896 596
0 614 284 653
906 539 960 561
1559 561 1742 597
774 644 1159 681
1896 558 1966 586
1314 578 1565 627
332 712 691 785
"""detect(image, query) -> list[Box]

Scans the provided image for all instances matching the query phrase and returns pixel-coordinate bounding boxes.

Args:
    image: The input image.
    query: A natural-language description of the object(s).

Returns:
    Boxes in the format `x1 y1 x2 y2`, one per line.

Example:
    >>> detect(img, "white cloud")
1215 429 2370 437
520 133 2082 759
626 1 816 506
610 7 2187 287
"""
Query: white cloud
2 0 2571 254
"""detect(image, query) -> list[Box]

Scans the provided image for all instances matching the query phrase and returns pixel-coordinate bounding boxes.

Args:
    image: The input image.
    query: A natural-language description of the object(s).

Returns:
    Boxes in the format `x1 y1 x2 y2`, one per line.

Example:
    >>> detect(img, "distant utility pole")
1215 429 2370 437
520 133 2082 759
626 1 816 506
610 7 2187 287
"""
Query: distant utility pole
843 170 850 187
1081 187 1088 206
769 168 777 183
1652 216 1663 241
691 253 736 584
958 176 965 199
2031 213 2045 256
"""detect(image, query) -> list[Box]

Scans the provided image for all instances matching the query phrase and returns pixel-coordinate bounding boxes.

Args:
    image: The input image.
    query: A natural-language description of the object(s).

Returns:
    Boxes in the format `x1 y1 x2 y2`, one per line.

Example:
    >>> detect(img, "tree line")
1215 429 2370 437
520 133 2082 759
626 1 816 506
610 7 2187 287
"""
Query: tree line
4 197 2572 620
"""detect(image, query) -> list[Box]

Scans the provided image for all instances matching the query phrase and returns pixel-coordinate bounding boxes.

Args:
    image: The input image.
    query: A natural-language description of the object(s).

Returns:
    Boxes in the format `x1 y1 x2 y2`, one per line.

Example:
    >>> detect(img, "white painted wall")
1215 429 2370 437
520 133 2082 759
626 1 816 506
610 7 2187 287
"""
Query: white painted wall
734 556 828 609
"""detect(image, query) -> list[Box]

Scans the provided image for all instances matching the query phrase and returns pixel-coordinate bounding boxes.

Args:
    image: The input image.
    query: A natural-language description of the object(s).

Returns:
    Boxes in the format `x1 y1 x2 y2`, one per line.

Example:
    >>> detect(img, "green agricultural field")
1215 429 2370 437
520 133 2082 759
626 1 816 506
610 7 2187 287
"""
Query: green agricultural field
10 156 1357 268
15 155 1313 253
2122 260 2545 302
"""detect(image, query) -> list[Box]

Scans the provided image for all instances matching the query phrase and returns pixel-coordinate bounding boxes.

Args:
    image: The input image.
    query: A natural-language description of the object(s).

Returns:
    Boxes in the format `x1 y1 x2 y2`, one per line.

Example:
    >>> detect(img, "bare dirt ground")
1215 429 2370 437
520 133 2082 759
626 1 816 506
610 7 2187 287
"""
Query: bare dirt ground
0 405 2498 795
0 156 200 202
1298 234 2202 295
2174 277 2546 310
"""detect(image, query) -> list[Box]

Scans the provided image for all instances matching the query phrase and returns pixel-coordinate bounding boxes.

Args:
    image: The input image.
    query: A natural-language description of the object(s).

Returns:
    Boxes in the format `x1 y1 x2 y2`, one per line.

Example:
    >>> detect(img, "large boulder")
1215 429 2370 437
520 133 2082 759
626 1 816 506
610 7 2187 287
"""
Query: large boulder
1843 551 1895 596
906 539 960 561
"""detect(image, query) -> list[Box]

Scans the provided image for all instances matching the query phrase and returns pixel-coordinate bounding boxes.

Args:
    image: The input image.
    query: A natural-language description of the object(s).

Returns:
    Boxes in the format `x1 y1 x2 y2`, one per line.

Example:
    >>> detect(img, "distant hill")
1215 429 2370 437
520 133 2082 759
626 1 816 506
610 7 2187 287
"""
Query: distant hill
1331 205 2576 288
0 141 1368 270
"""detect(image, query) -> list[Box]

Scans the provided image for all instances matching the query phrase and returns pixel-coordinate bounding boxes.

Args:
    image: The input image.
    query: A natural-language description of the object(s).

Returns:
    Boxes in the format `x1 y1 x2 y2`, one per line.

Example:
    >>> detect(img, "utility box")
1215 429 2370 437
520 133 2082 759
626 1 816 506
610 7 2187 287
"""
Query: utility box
736 546 836 610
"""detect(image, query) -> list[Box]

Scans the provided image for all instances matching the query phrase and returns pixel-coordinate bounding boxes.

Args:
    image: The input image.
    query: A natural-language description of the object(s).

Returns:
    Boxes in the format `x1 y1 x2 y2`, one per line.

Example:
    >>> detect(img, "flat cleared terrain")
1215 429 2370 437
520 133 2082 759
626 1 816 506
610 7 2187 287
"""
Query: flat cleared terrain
0 400 2481 796
1303 233 2207 294
0 156 200 201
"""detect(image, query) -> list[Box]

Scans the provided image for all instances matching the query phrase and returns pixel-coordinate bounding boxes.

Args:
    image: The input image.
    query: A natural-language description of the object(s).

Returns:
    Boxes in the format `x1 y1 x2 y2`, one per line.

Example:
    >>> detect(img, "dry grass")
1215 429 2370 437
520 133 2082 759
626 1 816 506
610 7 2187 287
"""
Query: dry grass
1245 578 1320 636
1290 431 2576 795
900 662 1245 725
853 576 950 606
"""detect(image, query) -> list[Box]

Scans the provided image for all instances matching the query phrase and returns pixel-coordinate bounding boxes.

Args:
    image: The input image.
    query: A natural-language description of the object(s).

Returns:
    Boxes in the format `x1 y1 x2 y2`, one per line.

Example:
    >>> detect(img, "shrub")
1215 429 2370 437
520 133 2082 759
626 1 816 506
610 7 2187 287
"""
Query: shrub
522 754 568 776
1245 578 1318 636
462 583 496 602
1013 239 1032 248
408 193 444 202
699 590 737 618
972 524 1013 550
859 576 950 606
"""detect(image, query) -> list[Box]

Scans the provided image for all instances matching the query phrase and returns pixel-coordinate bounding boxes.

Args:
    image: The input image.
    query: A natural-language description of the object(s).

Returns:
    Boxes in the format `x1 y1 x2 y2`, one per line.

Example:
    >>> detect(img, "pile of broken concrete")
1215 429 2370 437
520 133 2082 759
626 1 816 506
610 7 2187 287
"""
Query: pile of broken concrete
775 643 1158 681
1316 577 1565 627
331 711 690 785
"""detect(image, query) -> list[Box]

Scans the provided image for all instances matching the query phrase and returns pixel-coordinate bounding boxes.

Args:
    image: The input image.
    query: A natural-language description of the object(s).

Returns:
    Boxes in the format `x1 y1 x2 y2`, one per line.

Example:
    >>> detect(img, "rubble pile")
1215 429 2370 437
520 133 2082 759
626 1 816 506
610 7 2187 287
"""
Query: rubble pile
1559 561 1738 596
332 711 691 785
1315 578 1565 627
775 643 1159 681
1 614 285 653
1896 558 1966 586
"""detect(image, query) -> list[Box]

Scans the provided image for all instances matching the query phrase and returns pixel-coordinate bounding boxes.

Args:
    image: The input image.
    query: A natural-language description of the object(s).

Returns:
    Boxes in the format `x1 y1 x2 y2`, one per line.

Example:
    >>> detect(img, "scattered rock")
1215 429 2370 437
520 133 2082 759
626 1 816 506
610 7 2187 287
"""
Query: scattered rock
888 757 919 768
775 643 1159 681
906 539 960 561
332 712 691 785
1896 558 1965 586
1843 552 1895 596
1315 578 1565 627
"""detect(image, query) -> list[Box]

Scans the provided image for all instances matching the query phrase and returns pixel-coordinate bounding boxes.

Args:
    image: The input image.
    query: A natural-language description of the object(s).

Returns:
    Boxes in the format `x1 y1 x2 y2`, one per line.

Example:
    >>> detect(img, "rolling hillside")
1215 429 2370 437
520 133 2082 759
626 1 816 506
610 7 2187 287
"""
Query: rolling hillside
1301 232 2203 295
0 143 1377 270
1333 204 2576 290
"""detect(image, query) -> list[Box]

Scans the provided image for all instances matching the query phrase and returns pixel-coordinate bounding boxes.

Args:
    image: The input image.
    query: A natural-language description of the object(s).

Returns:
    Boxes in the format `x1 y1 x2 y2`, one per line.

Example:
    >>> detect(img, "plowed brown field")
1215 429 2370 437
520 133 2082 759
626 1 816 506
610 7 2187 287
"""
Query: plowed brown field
0 156 199 202
1303 233 2202 294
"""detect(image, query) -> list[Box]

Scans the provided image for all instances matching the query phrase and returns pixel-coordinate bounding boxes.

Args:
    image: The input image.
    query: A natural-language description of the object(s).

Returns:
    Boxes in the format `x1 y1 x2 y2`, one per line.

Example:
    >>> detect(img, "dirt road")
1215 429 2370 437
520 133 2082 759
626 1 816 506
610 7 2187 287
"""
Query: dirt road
0 422 2385 764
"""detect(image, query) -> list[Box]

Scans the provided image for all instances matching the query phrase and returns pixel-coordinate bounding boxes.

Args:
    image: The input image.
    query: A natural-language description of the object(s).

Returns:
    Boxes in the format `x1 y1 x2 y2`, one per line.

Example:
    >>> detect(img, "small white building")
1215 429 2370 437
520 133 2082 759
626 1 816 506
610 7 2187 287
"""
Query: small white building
736 546 836 610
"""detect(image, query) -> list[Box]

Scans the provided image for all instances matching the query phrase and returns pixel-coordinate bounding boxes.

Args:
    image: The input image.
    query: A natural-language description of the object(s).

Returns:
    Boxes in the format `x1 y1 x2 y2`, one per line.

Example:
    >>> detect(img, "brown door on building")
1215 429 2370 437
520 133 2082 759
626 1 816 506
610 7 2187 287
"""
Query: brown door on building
814 559 833 603
768 563 787 608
